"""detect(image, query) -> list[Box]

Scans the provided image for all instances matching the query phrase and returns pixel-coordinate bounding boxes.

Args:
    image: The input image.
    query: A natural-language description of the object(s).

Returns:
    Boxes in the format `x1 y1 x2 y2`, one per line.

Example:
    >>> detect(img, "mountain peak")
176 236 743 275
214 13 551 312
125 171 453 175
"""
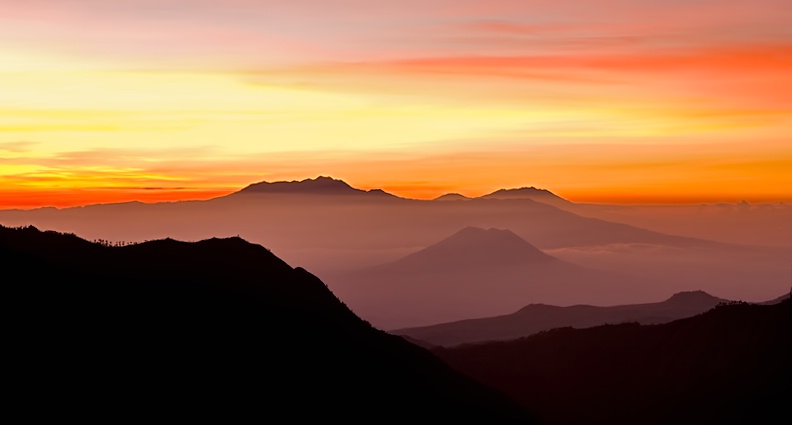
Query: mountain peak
666 290 719 302
480 186 570 205
394 226 554 269
434 193 473 201
235 176 396 197
663 290 727 307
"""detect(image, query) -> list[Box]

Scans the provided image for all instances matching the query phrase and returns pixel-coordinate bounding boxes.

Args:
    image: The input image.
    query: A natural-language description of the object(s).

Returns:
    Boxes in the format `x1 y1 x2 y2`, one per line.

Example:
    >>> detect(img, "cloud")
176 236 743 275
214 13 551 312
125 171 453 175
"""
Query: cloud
0 141 37 152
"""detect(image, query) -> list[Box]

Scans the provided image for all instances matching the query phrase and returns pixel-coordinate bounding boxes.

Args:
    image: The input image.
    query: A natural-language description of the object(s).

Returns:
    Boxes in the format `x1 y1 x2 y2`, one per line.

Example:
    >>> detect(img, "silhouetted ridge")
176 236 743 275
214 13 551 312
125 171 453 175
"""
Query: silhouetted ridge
664 290 721 304
394 290 729 347
434 193 473 201
758 291 791 305
1 224 535 423
236 175 396 197
395 226 554 269
481 186 570 204
435 299 791 425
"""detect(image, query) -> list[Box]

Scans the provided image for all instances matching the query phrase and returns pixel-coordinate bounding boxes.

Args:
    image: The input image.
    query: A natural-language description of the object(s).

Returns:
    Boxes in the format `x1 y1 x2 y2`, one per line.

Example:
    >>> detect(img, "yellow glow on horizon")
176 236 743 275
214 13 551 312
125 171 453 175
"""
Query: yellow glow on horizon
4 50 786 152
1 45 791 209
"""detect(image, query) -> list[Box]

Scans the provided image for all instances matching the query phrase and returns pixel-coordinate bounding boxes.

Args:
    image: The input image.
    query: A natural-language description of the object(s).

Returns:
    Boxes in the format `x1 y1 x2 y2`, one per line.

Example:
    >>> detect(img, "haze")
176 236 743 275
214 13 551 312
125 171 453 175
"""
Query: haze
1 177 789 329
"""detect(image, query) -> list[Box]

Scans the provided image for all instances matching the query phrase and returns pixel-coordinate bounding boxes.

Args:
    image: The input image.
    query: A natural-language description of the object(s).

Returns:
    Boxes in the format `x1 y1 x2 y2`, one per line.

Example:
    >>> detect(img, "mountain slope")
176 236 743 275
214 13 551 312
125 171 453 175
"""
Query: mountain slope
393 290 729 347
1 225 535 423
328 227 658 329
391 227 555 269
435 299 791 425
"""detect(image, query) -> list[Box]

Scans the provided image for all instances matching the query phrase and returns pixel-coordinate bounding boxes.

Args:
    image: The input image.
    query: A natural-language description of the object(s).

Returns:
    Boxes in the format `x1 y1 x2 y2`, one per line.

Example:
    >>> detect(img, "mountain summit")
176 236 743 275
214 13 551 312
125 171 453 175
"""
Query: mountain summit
394 226 554 269
236 176 395 197
481 186 570 206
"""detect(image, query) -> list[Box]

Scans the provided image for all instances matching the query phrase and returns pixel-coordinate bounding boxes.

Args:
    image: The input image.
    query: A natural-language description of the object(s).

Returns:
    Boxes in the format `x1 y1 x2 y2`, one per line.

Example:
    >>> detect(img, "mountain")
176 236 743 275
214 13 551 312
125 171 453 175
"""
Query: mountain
480 186 572 207
434 193 473 201
393 290 730 347
392 226 555 268
327 227 660 330
758 290 791 305
234 175 397 197
1 225 535 423
435 299 791 425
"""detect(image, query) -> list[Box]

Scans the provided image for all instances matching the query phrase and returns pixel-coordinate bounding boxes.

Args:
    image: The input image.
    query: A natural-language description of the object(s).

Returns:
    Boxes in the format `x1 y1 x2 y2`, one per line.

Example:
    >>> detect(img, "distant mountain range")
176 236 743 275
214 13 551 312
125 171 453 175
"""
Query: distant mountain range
435 298 791 425
1 224 535 423
0 177 733 254
236 176 565 203
328 226 662 329
0 176 787 310
393 290 731 347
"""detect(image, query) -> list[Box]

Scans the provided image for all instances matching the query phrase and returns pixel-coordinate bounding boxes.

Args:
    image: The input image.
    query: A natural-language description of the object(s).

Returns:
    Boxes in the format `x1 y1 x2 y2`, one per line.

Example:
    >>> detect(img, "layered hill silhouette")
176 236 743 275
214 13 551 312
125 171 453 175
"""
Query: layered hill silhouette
327 227 660 329
435 298 791 425
1 225 535 423
0 176 787 305
0 177 734 254
393 290 729 347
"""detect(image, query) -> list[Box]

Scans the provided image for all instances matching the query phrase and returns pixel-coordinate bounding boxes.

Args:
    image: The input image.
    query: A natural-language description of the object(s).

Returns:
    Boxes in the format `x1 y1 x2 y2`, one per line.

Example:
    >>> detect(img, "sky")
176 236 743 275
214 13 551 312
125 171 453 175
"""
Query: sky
1 0 791 208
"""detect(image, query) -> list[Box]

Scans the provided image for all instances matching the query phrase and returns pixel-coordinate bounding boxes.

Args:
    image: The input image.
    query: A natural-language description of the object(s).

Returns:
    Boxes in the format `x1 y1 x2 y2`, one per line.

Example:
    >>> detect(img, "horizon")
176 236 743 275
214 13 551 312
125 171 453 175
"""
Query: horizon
2 174 790 210
2 1 792 209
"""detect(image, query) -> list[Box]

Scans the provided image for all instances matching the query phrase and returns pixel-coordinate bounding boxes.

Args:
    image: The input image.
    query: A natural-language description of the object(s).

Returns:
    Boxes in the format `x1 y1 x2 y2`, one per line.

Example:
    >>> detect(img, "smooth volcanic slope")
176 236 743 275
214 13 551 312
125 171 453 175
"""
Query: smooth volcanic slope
434 299 791 425
328 227 660 330
393 290 730 347
1 225 535 423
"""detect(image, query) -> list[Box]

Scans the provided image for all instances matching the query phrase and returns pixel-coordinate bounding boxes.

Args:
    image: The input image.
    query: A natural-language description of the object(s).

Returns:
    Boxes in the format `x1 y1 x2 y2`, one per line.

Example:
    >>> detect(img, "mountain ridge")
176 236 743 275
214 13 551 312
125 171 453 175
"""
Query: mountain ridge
235 175 398 198
434 298 791 425
480 186 571 205
1 224 536 423
393 290 731 347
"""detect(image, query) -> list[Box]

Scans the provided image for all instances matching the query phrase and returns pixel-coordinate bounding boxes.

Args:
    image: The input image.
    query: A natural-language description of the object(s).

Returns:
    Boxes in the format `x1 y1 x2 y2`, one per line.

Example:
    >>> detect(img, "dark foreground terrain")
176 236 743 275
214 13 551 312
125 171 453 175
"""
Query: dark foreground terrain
2 225 535 423
435 297 791 425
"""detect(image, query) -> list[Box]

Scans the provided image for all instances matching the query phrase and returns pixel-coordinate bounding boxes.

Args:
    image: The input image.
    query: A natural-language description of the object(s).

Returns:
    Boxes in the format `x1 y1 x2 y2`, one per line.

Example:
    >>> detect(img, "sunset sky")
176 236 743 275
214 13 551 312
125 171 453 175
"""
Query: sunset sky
2 0 791 208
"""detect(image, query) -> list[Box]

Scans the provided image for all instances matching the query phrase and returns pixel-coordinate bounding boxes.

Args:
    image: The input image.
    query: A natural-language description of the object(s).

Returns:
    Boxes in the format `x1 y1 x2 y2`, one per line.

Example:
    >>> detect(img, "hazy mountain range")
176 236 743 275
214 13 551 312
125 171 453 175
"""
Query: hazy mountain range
0 176 789 328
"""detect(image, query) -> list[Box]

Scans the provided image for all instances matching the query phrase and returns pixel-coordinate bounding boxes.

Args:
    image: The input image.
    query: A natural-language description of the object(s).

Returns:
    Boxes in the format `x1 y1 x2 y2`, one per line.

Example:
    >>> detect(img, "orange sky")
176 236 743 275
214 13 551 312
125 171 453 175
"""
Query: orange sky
1 0 791 208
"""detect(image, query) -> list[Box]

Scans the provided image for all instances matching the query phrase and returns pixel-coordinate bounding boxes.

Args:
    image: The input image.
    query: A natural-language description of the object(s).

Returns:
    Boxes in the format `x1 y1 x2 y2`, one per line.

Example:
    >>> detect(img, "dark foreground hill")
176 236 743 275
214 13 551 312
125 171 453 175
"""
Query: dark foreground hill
394 290 729 347
1 225 535 423
434 299 791 425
